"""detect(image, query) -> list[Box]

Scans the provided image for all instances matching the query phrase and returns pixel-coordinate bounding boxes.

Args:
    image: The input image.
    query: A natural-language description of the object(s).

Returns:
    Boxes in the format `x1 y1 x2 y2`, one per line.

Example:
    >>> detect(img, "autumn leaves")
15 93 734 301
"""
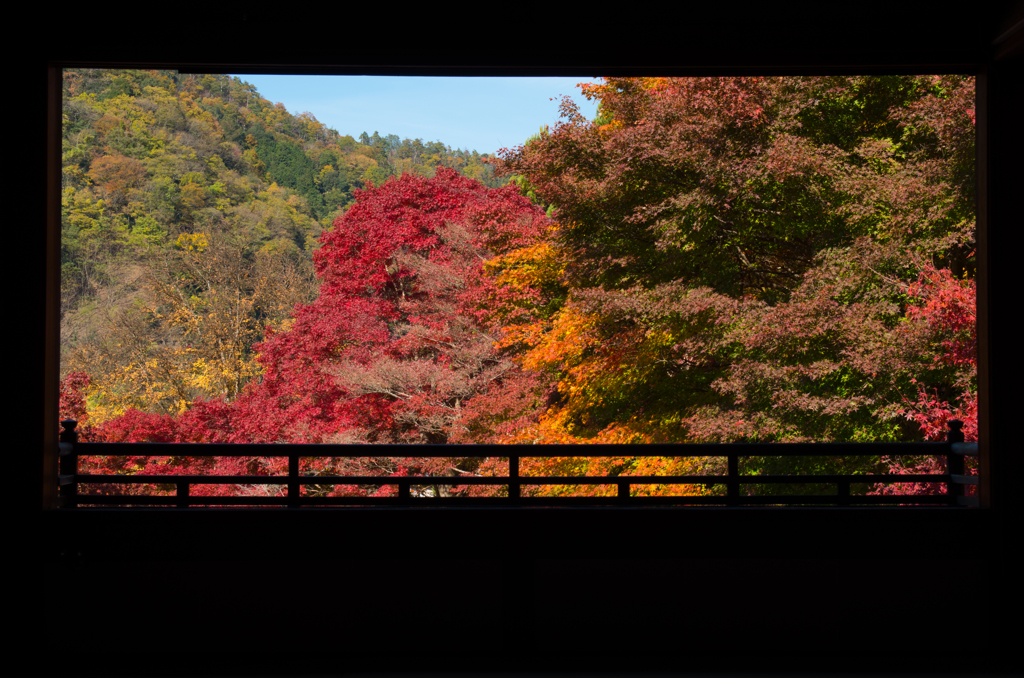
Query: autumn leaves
62 73 977 501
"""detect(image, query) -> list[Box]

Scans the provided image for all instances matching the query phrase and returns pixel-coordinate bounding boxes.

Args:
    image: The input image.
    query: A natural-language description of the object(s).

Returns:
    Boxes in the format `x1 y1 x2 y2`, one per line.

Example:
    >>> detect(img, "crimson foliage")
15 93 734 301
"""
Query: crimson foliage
79 168 552 498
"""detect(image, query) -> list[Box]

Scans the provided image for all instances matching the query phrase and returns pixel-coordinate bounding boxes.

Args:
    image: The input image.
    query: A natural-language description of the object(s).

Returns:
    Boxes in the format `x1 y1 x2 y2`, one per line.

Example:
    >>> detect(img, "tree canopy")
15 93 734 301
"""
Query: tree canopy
63 74 977 501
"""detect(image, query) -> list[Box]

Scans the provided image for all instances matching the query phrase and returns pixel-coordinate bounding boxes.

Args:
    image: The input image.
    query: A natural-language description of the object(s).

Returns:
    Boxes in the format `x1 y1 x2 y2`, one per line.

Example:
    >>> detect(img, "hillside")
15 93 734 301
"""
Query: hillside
61 68 504 418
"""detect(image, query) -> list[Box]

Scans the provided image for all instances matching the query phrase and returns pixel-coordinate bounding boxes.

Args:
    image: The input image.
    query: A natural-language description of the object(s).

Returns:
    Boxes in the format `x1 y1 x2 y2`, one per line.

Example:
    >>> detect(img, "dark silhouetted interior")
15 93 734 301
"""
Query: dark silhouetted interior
20 5 1023 676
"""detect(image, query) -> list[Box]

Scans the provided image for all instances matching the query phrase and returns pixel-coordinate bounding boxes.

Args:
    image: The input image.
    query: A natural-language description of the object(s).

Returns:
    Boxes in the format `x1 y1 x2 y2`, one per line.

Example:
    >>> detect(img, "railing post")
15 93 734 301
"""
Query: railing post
288 453 300 508
727 453 739 506
176 481 189 508
508 455 520 503
946 419 965 506
837 480 850 507
59 420 78 509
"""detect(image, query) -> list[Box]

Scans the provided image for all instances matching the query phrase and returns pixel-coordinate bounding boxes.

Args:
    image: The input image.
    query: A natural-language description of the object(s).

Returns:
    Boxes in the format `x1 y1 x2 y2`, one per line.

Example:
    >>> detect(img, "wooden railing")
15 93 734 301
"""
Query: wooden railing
57 419 979 508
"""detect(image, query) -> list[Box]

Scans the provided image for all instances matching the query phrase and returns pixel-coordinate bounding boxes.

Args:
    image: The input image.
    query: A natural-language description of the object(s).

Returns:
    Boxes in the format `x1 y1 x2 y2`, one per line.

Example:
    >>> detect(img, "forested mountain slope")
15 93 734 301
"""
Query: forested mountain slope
60 68 504 418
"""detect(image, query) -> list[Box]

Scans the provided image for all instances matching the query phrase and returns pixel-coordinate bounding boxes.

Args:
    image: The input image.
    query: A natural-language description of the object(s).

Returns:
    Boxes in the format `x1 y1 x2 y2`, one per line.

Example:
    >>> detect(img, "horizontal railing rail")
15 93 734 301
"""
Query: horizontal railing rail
57 420 980 508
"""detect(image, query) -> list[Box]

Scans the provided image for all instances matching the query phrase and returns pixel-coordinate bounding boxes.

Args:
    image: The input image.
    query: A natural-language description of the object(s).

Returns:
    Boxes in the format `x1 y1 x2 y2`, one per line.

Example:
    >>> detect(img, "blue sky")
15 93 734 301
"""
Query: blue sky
230 75 603 156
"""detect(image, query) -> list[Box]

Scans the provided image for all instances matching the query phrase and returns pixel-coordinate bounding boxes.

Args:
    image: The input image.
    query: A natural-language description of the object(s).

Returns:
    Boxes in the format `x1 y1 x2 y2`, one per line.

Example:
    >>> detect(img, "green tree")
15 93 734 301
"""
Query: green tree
495 76 976 496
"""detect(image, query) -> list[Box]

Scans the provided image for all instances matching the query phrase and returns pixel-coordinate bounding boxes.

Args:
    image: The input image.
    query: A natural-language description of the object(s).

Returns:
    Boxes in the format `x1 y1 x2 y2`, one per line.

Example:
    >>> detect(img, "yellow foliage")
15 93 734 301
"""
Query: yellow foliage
521 302 600 373
580 77 671 134
482 228 699 498
174 232 208 252
486 240 564 291
506 408 706 499
482 233 568 353
185 353 262 399
62 187 107 232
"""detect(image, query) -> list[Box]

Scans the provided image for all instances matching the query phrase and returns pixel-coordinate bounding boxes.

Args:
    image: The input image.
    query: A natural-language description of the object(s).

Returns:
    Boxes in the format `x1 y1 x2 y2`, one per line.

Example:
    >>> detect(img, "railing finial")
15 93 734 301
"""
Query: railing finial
946 419 965 444
60 419 78 443
59 419 79 508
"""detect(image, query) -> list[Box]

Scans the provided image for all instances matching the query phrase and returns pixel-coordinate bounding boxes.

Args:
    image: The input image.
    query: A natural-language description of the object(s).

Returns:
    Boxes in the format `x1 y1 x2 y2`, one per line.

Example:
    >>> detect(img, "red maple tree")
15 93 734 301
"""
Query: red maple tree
75 168 553 499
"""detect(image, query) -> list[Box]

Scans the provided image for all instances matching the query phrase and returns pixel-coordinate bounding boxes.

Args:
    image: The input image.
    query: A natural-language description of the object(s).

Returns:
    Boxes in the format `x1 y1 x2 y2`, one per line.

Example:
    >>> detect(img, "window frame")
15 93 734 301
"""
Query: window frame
22 12 1023 672
29 9 1021 557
